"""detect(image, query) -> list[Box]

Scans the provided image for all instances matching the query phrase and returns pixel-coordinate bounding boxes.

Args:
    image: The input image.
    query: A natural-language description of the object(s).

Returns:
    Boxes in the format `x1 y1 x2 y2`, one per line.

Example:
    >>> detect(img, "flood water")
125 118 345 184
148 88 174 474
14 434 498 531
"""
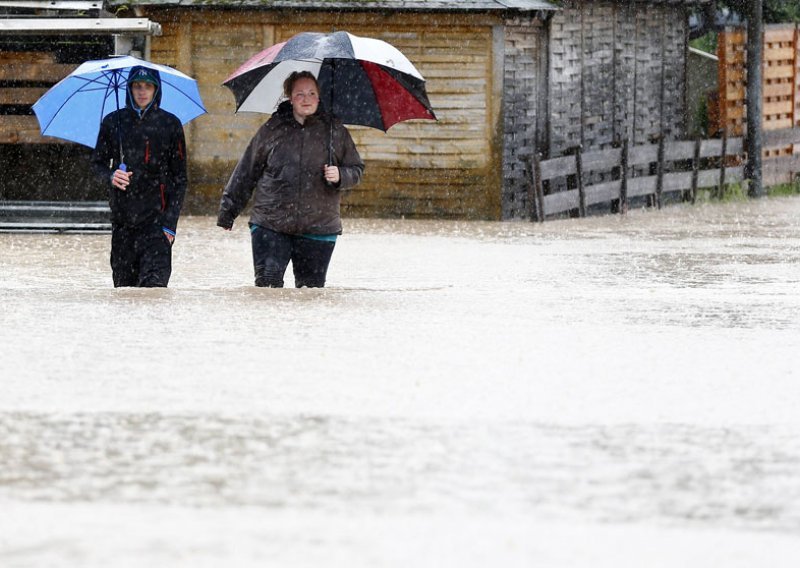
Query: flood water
1 198 799 567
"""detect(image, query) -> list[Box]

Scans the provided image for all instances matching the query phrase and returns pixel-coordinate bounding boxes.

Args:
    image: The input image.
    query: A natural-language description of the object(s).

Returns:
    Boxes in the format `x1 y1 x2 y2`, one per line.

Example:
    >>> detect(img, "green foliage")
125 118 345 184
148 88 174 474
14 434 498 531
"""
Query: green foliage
721 181 749 202
764 0 800 22
719 1 800 23
767 180 800 196
690 31 718 55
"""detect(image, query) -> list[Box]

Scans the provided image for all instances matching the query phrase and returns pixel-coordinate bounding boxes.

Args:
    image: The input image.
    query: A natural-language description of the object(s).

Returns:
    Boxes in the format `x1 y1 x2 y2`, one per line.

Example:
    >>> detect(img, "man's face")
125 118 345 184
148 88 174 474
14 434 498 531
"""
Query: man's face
130 81 156 110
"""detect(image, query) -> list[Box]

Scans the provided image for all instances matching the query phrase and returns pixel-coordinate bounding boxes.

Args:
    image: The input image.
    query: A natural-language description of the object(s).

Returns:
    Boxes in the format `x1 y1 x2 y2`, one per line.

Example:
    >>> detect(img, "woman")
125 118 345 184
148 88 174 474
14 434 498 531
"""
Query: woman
217 71 364 288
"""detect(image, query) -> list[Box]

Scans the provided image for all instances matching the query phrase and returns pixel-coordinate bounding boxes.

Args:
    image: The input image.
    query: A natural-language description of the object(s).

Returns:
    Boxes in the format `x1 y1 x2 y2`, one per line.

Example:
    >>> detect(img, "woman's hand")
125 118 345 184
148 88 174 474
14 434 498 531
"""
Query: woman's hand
323 164 340 184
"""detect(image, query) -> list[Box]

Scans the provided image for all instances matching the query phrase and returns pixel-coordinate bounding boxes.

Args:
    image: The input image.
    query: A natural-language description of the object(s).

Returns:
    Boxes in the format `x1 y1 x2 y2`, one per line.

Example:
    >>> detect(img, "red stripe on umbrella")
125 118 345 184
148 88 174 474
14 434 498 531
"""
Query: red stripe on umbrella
360 61 435 130
224 41 287 83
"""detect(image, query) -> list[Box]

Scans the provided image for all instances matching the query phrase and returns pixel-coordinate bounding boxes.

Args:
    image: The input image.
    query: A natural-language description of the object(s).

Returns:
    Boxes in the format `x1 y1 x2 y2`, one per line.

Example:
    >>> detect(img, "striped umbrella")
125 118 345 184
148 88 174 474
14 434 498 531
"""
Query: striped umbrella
223 31 436 132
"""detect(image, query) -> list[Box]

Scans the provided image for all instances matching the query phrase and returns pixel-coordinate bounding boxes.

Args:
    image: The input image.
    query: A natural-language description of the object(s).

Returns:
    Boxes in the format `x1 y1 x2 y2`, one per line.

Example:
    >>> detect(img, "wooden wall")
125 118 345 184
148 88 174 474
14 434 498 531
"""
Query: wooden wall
0 51 74 145
548 0 688 154
502 1 693 220
501 15 548 220
143 8 506 219
0 37 112 202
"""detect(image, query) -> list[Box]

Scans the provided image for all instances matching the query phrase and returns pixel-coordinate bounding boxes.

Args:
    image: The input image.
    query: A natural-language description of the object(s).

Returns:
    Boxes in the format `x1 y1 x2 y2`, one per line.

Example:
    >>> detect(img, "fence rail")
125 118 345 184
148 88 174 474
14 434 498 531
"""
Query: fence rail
527 127 800 222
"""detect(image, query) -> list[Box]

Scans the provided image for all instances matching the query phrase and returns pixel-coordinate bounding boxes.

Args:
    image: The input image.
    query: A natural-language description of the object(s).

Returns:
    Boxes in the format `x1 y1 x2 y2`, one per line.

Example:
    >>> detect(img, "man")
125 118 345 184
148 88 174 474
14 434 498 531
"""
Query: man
91 66 187 287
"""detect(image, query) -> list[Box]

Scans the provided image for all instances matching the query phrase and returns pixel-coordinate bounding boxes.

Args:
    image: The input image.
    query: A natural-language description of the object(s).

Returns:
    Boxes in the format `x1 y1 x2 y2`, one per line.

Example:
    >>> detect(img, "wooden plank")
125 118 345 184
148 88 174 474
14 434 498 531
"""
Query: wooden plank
724 105 745 119
726 137 744 155
696 169 720 188
763 127 800 146
0 52 56 65
543 188 578 216
764 47 795 61
764 28 796 43
765 117 794 129
0 63 74 83
0 115 46 144
663 140 696 161
584 180 621 207
724 68 746 82
579 147 621 173
661 171 694 193
627 175 658 198
538 155 576 180
726 165 745 182
764 64 795 81
764 100 794 116
764 82 794 97
699 138 722 157
725 51 746 64
627 143 659 167
763 154 800 179
0 87 48 105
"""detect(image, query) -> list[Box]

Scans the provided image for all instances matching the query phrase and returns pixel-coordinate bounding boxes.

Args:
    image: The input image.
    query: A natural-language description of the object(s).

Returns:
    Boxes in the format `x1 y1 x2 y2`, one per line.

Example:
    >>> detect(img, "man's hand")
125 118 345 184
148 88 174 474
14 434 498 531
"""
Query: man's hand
111 168 132 190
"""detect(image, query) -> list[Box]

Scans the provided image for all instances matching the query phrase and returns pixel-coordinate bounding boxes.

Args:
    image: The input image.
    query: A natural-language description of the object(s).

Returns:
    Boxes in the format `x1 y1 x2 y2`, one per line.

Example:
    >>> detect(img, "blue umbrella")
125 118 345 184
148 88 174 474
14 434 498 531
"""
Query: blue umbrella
32 55 206 149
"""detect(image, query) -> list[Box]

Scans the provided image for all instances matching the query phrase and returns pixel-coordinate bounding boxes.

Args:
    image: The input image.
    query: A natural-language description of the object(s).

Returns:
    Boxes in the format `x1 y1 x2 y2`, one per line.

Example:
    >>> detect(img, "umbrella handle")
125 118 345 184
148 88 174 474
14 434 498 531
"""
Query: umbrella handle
119 163 127 172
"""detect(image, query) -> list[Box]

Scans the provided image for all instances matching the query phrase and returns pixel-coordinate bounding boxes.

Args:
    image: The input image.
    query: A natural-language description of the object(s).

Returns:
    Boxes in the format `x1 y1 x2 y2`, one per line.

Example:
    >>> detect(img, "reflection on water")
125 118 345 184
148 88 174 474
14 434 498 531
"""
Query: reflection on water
1 413 798 532
1 197 800 566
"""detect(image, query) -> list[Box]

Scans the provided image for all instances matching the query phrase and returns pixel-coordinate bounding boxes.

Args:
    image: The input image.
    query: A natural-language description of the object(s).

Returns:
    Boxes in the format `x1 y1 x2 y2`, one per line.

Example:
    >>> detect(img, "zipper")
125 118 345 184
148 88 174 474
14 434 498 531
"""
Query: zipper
160 183 166 211
145 140 151 164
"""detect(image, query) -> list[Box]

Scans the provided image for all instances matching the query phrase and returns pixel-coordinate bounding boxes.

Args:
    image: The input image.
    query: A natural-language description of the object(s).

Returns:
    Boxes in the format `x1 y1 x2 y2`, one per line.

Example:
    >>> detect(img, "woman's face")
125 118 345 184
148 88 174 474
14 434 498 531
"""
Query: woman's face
290 77 320 122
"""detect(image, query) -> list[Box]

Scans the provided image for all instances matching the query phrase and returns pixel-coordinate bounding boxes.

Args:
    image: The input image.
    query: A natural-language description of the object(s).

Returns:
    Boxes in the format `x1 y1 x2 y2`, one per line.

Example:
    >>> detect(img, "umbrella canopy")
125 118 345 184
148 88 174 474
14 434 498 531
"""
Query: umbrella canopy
223 31 436 131
32 55 206 148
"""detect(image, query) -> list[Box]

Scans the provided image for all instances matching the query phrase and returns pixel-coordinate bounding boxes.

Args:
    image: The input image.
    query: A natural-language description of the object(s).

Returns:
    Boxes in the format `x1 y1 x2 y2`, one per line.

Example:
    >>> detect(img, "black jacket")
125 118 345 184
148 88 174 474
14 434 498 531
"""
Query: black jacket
91 69 187 232
217 101 364 235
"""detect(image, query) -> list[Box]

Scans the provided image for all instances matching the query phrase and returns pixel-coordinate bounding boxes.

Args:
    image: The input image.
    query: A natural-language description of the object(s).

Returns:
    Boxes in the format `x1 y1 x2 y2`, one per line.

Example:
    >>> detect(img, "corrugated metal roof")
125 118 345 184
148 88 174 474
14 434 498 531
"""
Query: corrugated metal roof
106 0 560 10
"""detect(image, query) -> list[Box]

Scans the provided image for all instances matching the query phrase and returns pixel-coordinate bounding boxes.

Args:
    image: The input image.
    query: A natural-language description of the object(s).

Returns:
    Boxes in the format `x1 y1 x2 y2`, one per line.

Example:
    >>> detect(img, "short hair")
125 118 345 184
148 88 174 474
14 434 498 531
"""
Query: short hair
283 71 319 99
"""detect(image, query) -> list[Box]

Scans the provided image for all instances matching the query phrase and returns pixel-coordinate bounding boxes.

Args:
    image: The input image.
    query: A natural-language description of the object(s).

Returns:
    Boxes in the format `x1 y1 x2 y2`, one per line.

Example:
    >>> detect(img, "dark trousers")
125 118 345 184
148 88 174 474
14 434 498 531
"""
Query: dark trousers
111 223 172 288
250 224 336 288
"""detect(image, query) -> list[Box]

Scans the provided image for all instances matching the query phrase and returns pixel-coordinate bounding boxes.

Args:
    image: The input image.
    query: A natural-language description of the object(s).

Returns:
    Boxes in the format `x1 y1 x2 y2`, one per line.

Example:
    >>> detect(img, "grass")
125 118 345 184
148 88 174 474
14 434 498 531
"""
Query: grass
767 181 800 197
694 180 800 203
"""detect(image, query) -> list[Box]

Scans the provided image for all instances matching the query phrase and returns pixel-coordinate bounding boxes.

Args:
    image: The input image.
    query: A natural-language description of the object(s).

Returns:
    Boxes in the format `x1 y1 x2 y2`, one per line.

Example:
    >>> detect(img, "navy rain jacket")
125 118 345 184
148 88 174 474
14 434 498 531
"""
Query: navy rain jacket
91 66 188 234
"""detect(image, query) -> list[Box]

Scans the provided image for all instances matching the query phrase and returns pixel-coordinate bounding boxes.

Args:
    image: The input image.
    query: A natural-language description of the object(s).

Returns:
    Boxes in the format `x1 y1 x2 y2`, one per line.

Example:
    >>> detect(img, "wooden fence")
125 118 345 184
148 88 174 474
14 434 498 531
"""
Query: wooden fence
716 24 800 183
526 127 800 222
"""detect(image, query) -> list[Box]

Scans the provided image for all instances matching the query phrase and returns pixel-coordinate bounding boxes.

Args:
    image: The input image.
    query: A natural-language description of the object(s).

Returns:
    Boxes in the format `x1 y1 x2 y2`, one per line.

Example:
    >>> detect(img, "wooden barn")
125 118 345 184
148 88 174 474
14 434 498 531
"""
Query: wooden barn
1 0 708 222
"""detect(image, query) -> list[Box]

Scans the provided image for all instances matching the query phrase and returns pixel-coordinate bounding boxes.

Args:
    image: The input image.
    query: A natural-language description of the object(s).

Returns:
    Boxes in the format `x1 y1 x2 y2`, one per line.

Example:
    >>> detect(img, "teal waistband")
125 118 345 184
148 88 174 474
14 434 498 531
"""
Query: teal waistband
301 233 338 242
249 224 338 242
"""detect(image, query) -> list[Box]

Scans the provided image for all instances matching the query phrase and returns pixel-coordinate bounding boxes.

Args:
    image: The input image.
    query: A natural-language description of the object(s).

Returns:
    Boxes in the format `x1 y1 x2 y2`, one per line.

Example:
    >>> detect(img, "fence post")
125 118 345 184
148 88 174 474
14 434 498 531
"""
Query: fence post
746 0 764 197
655 135 665 209
718 129 728 199
524 157 536 222
691 137 702 204
574 145 586 217
533 152 545 223
619 138 629 214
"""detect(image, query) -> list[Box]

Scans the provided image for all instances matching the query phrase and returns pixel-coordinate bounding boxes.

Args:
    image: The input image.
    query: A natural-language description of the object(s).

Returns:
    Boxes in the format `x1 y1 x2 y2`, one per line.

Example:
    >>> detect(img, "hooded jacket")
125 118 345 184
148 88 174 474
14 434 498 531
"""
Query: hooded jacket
217 100 364 235
91 66 188 233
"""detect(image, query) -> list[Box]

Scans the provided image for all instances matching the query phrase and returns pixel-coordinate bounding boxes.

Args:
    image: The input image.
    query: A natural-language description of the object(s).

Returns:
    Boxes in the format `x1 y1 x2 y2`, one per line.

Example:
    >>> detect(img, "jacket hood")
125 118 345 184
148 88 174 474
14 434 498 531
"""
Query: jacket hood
275 99 330 125
126 65 162 114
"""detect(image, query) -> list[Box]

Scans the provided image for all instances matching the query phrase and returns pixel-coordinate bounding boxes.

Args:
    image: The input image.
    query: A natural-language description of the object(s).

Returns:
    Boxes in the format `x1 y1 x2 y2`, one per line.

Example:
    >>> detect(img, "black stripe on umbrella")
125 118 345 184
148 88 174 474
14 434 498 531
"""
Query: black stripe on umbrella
223 31 436 132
